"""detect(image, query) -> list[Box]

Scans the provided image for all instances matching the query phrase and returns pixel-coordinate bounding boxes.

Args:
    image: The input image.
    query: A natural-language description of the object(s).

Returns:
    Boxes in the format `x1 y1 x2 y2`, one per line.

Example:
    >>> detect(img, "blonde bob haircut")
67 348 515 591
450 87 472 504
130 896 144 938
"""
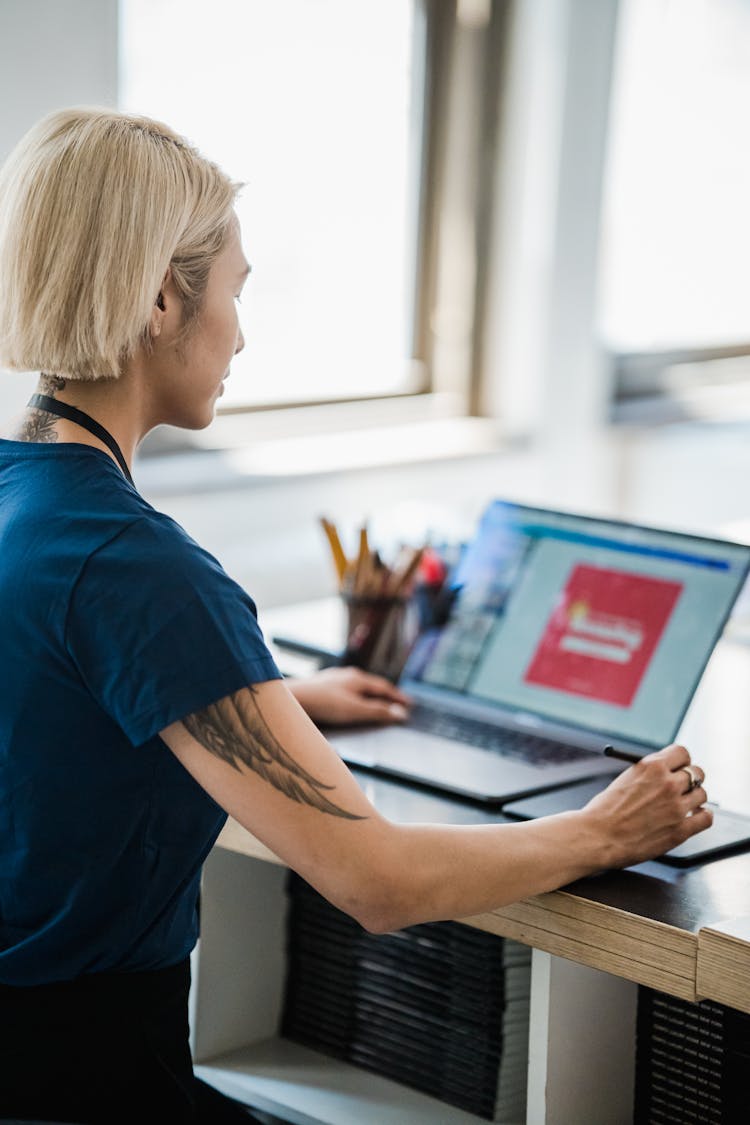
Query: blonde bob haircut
0 107 239 380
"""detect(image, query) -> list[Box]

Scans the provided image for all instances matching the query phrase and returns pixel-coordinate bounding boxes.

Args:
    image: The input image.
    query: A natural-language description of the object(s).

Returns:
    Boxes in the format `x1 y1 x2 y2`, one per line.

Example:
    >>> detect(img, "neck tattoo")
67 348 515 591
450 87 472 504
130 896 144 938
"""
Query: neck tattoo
11 373 68 443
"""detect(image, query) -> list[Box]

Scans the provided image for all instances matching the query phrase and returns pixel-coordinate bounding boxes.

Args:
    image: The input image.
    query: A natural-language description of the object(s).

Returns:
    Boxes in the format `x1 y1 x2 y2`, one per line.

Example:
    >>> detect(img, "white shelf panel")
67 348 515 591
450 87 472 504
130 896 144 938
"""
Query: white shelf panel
195 1036 488 1125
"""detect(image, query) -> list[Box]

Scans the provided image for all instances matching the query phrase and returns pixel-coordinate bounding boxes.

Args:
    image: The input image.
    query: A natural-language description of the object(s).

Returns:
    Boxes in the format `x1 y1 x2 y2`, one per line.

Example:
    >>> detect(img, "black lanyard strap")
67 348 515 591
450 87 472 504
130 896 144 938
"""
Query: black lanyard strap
28 393 135 486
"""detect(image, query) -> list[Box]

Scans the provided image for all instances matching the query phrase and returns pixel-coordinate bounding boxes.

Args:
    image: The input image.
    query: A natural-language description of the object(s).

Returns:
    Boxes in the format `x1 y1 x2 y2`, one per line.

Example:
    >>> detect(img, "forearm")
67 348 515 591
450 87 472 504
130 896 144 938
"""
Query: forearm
348 813 607 933
343 750 710 933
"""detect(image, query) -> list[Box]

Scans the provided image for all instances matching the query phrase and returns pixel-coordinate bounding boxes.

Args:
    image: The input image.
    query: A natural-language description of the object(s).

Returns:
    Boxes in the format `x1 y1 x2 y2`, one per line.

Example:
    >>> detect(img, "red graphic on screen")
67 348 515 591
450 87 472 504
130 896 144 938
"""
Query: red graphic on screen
524 564 682 707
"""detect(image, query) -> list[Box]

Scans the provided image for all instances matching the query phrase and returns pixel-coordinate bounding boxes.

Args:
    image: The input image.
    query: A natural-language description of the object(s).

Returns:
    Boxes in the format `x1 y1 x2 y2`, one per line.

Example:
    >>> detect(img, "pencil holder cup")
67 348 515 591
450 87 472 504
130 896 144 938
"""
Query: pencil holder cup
341 594 419 682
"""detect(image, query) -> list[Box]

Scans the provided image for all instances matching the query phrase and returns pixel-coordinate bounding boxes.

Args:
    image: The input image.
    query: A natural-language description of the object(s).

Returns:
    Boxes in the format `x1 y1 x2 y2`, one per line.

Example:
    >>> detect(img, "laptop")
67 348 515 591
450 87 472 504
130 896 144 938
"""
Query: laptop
324 500 750 805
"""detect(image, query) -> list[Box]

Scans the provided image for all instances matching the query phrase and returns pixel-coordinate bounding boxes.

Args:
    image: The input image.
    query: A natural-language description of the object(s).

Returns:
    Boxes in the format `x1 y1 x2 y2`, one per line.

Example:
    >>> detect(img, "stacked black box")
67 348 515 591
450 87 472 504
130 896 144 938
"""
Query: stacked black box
635 988 749 1123
280 873 530 1121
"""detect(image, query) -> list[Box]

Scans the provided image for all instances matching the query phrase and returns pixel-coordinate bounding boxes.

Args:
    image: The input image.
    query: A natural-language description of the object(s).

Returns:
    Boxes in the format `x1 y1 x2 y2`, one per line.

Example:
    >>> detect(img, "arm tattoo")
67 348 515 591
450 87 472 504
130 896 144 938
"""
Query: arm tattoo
183 689 366 820
10 374 67 443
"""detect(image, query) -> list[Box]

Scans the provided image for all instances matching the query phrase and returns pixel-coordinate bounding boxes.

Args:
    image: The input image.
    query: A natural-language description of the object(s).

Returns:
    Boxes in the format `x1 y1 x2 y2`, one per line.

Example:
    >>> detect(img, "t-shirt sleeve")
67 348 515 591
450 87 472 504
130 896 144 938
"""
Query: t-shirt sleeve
65 515 282 746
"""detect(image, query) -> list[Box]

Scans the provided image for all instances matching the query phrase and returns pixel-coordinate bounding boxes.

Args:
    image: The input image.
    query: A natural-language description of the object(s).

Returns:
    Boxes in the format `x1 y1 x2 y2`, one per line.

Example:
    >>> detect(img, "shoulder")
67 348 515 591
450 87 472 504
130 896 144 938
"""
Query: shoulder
86 506 254 608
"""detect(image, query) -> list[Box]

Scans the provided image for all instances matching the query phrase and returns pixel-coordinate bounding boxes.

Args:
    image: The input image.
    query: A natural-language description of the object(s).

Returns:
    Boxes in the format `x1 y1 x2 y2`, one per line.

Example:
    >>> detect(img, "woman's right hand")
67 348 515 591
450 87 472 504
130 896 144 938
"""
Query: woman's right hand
581 743 712 869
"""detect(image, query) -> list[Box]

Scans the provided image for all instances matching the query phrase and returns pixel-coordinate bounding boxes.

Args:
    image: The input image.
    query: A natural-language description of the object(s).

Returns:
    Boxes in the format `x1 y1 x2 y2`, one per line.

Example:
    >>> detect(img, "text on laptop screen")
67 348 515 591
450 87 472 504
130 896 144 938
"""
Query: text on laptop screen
405 502 750 747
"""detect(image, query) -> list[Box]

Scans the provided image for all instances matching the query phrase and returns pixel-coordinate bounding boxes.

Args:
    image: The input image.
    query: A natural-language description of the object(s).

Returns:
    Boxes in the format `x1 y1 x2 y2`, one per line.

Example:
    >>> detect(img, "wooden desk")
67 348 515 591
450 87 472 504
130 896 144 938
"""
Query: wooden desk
190 604 750 1124
698 916 750 1014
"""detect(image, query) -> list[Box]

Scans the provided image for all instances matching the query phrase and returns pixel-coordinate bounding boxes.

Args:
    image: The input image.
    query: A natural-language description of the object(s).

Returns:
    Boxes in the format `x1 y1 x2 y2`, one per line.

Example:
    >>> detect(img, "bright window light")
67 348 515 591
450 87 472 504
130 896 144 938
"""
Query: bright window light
599 0 750 351
119 0 420 407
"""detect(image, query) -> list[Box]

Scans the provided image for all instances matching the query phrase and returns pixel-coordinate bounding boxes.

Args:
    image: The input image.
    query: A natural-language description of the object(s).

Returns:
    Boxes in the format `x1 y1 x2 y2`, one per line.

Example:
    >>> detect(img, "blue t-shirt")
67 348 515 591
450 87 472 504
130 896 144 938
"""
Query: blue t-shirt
0 439 281 985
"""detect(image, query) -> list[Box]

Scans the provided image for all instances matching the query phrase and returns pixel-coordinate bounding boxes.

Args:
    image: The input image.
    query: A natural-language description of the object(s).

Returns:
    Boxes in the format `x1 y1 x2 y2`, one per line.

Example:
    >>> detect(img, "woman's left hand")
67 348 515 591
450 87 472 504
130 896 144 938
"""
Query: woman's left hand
288 666 412 727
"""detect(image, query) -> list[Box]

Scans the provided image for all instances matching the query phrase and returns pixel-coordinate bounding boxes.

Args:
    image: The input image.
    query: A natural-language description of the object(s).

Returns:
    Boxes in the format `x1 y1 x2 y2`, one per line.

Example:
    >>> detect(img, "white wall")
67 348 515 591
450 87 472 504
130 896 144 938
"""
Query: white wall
0 0 118 417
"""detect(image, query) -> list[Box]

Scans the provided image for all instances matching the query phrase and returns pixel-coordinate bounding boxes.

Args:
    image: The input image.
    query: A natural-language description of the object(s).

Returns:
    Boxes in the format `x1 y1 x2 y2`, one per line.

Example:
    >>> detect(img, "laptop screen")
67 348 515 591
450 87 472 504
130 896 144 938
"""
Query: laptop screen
405 501 750 748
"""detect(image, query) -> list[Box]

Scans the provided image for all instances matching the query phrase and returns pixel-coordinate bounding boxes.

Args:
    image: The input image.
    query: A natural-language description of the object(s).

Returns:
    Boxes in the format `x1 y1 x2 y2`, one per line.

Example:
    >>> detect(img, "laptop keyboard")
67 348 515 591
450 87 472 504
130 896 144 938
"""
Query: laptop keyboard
408 703 598 767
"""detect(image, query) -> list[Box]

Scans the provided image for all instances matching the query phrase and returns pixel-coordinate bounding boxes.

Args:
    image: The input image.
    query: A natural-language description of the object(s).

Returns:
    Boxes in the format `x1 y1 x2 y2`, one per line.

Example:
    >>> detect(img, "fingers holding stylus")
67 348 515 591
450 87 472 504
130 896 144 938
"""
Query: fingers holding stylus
606 742 708 804
586 742 713 865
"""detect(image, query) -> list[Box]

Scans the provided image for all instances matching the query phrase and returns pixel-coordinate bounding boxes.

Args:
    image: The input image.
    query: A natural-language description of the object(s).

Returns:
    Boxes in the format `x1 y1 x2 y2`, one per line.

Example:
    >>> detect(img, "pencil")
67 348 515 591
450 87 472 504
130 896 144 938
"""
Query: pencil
353 525 371 595
319 517 348 587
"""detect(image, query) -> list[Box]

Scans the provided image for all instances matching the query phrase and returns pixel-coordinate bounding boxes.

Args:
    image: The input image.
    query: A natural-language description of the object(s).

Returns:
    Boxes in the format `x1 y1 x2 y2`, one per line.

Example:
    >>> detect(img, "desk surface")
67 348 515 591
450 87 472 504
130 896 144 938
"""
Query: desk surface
230 598 750 1011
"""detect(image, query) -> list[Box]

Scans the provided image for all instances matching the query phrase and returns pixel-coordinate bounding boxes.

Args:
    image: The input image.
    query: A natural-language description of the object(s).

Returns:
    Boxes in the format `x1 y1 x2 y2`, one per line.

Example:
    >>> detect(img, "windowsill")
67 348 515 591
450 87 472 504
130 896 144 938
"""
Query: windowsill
134 393 513 497
611 381 750 427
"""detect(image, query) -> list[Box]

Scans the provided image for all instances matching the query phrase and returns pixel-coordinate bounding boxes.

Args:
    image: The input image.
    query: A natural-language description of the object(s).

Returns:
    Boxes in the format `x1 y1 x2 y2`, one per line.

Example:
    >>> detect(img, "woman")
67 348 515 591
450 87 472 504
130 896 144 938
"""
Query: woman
0 108 711 1124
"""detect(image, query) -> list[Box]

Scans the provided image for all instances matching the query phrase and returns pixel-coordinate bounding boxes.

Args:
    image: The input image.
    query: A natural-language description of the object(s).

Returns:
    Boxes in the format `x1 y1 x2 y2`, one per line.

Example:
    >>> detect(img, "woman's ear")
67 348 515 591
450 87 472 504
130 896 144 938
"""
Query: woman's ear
148 267 174 339
149 299 164 339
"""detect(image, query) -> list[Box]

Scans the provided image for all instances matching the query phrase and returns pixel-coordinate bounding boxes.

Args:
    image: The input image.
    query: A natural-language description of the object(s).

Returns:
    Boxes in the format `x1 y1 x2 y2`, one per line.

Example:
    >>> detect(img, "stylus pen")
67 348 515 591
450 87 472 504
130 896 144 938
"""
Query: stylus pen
603 744 641 764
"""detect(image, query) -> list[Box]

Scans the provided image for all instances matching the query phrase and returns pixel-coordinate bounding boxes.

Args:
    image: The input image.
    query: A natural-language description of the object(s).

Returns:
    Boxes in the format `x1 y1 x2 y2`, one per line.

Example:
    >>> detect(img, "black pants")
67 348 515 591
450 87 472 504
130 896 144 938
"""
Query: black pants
0 958 258 1124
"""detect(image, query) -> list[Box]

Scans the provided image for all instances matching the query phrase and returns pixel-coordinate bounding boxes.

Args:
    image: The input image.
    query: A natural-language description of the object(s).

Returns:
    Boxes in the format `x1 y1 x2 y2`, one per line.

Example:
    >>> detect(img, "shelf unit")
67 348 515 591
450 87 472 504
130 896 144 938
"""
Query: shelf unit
191 848 496 1123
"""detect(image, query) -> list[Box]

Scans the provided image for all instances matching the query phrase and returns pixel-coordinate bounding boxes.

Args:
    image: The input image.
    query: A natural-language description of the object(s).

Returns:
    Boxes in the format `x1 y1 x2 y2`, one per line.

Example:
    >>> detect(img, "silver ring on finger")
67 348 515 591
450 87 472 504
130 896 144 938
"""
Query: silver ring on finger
679 764 702 793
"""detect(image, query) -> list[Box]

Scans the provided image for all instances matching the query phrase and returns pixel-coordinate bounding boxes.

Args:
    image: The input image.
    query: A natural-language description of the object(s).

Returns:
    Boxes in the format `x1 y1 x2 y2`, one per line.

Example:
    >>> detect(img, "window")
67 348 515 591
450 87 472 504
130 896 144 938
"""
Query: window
119 0 425 409
598 0 750 404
